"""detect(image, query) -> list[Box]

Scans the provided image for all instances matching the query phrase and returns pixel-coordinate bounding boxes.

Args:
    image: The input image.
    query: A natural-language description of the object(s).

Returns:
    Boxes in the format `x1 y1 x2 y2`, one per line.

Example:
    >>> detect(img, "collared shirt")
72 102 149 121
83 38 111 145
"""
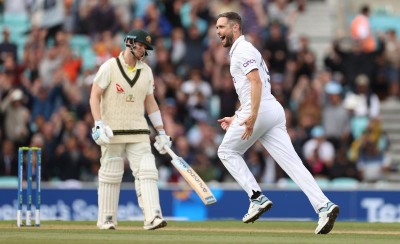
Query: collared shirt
117 52 144 76
229 35 274 114
94 52 149 92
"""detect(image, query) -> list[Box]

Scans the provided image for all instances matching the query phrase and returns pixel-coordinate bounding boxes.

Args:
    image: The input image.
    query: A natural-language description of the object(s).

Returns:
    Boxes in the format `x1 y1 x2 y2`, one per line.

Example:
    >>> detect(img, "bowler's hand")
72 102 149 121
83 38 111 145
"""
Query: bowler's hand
240 114 257 140
218 116 235 131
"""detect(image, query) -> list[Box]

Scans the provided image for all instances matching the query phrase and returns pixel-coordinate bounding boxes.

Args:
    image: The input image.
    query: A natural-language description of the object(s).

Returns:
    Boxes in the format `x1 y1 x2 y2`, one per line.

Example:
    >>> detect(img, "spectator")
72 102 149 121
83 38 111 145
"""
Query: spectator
0 28 17 64
302 126 335 178
343 74 380 140
350 5 375 53
355 129 391 182
293 75 322 131
0 89 30 147
73 1 92 34
263 22 288 74
210 0 241 20
28 77 64 122
191 151 219 182
294 35 316 80
38 45 63 87
0 139 18 176
31 0 65 43
241 0 268 39
332 36 385 90
215 67 238 119
383 29 400 98
170 27 186 67
245 146 266 183
181 24 207 71
143 2 172 38
330 145 360 180
4 0 29 15
158 0 183 28
322 81 351 149
267 0 298 32
55 135 90 181
181 69 212 110
37 120 60 181
87 0 119 38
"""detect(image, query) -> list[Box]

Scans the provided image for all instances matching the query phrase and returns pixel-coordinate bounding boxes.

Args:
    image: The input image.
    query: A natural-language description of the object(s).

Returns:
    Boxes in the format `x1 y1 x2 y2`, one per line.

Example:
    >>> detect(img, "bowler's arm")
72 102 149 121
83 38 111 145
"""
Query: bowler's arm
246 69 262 117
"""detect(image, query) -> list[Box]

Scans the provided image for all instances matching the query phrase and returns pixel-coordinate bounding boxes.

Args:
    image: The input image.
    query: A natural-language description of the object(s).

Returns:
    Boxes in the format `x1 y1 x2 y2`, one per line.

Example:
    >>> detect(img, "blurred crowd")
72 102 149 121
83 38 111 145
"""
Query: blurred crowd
0 0 399 185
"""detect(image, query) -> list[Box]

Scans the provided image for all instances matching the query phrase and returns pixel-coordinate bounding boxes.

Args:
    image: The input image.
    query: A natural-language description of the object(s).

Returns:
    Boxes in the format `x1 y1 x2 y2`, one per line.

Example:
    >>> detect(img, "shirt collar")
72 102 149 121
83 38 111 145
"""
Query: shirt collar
229 35 245 57
118 52 144 70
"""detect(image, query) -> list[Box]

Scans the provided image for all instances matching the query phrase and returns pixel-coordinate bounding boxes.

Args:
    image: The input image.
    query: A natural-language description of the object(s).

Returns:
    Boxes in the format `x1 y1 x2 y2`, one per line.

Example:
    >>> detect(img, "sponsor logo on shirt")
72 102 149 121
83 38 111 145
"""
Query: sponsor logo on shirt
243 59 256 67
116 84 125 93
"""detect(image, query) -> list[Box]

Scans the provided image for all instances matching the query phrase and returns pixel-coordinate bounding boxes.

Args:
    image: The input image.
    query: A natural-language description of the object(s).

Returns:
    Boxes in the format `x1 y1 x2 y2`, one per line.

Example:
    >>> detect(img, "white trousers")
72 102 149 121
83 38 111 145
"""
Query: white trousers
218 100 330 212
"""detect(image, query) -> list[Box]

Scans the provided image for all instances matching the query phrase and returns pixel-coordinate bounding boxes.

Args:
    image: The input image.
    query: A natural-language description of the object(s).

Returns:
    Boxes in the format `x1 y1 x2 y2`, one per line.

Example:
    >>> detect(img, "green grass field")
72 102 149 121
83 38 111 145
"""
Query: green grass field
1 220 400 244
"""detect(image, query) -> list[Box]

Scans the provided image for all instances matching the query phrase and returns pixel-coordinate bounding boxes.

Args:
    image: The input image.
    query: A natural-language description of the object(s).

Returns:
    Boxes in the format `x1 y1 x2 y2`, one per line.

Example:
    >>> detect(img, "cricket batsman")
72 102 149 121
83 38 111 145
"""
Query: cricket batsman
89 29 172 230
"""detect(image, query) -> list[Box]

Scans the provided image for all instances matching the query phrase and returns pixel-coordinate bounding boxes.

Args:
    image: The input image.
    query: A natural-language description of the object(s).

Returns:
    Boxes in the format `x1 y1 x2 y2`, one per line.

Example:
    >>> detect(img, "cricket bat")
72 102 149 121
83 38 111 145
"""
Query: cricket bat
164 146 217 205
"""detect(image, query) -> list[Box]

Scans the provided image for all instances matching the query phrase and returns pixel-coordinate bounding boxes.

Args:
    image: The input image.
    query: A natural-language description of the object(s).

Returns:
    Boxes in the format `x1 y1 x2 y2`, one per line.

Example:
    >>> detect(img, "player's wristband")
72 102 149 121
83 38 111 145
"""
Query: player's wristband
148 110 163 128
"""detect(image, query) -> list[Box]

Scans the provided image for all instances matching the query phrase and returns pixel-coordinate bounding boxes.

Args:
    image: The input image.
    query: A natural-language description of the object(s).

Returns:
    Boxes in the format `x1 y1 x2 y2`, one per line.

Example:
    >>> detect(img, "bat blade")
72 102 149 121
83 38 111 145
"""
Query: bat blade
164 146 217 205
171 157 217 205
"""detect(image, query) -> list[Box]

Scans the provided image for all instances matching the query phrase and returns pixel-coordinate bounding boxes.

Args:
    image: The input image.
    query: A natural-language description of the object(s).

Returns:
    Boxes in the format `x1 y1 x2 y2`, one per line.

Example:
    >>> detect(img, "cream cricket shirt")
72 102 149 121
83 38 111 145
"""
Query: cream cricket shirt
229 35 274 116
94 52 154 143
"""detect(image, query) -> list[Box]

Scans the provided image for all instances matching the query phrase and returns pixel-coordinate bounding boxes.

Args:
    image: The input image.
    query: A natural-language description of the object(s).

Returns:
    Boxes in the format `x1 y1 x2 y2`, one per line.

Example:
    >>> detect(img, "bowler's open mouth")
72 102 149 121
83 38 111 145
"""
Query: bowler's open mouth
219 35 226 41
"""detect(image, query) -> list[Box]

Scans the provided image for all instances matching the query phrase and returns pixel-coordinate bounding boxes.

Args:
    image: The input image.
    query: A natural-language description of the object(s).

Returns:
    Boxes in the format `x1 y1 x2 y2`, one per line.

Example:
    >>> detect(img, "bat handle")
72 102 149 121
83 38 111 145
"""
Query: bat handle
164 146 178 159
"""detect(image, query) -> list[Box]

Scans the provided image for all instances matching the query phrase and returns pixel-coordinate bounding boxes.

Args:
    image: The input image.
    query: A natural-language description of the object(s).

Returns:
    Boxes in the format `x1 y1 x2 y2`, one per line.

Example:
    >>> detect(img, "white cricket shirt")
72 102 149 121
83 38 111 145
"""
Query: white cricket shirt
229 35 274 115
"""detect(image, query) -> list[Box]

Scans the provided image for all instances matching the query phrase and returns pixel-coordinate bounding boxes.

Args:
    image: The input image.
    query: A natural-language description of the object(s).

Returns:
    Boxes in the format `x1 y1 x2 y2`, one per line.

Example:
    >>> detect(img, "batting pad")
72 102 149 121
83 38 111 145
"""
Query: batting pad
97 157 124 228
135 177 144 212
137 154 163 223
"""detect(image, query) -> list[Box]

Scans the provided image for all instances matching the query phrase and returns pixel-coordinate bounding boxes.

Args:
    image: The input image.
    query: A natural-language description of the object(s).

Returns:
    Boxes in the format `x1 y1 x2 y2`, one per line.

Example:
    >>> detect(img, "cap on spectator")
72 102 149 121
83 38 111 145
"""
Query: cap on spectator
355 74 369 86
325 81 342 95
311 125 325 138
10 89 23 101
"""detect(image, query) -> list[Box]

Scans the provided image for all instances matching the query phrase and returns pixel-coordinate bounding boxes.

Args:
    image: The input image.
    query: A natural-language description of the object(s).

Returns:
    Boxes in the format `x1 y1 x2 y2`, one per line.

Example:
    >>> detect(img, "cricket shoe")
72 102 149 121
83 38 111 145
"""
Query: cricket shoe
99 220 116 230
242 195 273 223
315 202 339 234
144 217 167 230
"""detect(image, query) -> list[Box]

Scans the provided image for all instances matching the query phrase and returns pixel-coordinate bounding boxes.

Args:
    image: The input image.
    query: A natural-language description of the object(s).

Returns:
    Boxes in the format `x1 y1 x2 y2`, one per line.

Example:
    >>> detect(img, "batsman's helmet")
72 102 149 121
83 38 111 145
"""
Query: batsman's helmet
124 29 153 50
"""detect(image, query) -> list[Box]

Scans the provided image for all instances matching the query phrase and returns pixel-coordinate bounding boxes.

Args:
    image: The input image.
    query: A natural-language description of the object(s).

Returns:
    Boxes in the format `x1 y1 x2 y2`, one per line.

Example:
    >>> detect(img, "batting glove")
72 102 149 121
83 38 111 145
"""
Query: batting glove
154 131 172 154
91 120 114 146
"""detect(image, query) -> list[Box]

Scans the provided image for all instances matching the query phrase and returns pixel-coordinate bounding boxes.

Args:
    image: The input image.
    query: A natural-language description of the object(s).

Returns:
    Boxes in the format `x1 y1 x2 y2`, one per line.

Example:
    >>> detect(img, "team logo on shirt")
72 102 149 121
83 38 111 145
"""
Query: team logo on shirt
126 94 135 102
116 84 125 93
243 59 256 67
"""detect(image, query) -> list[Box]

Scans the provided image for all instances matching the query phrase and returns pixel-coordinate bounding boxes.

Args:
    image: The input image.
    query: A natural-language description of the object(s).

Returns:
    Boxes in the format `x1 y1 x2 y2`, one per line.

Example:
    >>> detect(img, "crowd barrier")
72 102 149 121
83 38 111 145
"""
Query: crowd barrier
0 182 399 223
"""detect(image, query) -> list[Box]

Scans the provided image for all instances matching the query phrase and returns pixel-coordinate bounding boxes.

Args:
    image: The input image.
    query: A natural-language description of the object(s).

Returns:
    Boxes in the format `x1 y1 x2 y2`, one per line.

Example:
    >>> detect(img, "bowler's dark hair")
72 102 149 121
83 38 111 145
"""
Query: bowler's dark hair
217 12 242 32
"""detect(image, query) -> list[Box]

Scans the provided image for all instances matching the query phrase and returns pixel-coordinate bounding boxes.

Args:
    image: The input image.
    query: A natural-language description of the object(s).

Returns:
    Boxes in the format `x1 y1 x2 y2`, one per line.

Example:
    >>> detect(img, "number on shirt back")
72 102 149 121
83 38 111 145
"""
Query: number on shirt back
260 59 270 85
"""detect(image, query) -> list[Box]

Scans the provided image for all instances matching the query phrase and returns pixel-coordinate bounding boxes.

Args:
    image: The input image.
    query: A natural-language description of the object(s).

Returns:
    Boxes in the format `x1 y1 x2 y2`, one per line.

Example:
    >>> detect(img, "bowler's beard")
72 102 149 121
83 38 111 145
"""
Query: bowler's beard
223 33 234 47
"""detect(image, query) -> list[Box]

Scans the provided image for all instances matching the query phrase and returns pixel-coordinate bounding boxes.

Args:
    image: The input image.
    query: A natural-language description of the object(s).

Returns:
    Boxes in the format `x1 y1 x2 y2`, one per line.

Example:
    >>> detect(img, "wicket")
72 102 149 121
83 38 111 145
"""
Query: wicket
17 147 42 227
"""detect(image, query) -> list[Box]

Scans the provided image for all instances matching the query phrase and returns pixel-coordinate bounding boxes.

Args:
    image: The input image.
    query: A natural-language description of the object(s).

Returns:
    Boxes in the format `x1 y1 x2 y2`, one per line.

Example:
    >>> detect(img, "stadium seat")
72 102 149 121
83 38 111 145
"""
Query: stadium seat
0 176 18 188
81 48 97 70
331 177 359 189
3 13 31 35
70 34 91 54
276 178 300 189
315 178 330 189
